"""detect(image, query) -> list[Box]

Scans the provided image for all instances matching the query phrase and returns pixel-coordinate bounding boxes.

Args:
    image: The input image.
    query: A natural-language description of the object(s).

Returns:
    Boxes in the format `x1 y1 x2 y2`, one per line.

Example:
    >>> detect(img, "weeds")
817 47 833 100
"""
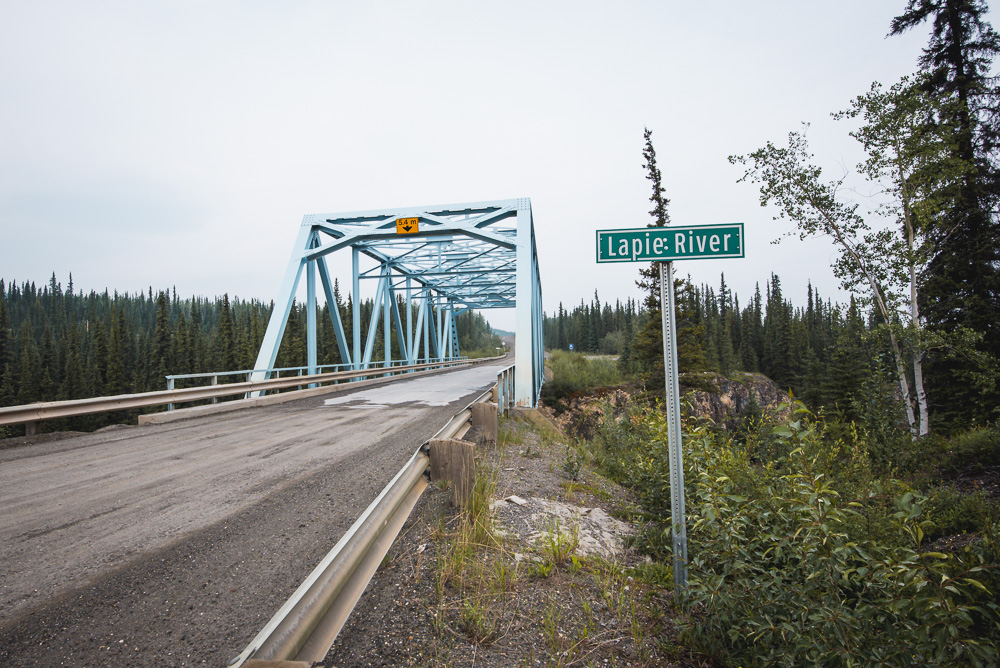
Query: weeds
541 596 563 652
459 598 500 644
561 444 584 481
521 444 542 459
528 559 554 579
923 485 1000 542
423 389 663 666
538 519 580 567
490 555 519 592
499 416 527 447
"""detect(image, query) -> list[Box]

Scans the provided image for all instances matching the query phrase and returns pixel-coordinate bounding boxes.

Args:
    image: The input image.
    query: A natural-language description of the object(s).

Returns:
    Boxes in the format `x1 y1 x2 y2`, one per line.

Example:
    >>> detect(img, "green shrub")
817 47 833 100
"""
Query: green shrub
561 444 584 481
541 350 621 405
677 406 999 667
924 486 1000 542
943 425 1000 475
590 394 999 666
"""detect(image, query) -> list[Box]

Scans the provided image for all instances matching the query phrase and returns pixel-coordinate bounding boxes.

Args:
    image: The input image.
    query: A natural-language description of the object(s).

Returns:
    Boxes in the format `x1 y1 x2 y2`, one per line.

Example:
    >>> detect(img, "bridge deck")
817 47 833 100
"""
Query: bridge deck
0 359 506 667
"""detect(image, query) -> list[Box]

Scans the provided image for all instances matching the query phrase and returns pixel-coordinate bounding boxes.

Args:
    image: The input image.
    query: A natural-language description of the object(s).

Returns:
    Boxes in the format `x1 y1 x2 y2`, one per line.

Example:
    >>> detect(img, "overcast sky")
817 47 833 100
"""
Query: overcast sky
2 1 995 330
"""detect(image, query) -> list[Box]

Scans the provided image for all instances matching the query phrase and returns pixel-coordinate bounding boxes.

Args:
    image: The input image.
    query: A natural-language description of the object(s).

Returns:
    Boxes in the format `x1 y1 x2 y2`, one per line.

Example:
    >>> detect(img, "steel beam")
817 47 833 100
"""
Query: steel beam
514 199 541 406
251 223 312 387
254 198 543 405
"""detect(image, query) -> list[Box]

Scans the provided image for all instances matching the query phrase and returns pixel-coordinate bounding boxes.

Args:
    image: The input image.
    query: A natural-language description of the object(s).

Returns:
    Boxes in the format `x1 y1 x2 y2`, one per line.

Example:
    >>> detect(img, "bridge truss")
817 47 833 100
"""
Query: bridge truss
251 198 544 407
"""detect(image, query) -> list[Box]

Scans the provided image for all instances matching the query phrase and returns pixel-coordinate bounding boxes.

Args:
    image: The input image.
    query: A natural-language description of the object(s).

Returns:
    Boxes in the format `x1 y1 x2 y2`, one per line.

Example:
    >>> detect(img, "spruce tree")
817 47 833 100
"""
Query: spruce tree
90 320 108 395
344 293 354 351
891 0 1000 426
632 128 672 386
153 291 172 382
557 303 566 350
174 314 192 374
58 322 83 401
0 296 9 399
828 296 869 423
16 321 39 404
106 307 128 395
190 298 204 372
319 304 337 365
675 279 707 373
217 294 236 371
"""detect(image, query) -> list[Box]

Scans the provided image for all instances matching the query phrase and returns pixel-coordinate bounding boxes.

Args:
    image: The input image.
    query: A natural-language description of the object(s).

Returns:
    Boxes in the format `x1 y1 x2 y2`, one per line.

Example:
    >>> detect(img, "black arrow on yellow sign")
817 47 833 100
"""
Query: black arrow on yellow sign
396 217 419 234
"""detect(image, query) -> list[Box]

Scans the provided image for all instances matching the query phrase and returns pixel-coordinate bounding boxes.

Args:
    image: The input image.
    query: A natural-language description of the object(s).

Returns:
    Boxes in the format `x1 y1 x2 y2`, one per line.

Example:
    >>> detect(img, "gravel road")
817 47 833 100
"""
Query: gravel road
0 359 507 667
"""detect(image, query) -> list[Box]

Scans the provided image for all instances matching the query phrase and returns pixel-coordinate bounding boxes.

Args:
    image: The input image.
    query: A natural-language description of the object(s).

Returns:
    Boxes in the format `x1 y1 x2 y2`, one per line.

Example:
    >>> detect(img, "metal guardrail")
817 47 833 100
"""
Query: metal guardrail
228 367 510 668
496 363 515 415
164 357 466 391
0 358 488 432
163 357 468 411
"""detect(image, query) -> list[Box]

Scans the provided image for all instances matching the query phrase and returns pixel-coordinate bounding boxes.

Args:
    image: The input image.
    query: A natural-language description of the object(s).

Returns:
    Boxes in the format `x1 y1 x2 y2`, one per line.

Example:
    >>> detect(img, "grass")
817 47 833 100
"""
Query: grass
541 350 622 407
537 518 580 567
417 410 666 665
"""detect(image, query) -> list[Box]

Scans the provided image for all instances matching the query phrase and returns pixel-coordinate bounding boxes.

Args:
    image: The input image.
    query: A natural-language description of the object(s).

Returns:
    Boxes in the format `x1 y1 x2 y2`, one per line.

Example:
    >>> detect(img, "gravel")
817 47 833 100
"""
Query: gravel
326 412 693 668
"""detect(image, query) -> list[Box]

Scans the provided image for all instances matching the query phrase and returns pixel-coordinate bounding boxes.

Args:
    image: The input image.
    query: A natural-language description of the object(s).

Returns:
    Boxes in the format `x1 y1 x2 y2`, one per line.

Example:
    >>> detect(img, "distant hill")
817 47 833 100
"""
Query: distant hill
491 327 514 337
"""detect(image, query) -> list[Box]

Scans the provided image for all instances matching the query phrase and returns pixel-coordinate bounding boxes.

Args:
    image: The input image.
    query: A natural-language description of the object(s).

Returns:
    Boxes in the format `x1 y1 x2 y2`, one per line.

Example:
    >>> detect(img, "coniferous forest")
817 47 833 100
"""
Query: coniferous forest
543 275 882 421
0 274 501 434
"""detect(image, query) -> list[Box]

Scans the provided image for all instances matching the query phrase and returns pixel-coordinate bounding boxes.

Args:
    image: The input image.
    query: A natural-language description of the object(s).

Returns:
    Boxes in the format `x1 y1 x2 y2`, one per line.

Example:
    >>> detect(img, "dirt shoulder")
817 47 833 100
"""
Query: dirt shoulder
328 410 693 667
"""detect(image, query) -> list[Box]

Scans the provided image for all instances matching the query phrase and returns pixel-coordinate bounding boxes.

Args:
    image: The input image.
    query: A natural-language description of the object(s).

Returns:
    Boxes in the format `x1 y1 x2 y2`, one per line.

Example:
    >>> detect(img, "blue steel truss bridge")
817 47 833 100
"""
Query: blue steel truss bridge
251 197 544 407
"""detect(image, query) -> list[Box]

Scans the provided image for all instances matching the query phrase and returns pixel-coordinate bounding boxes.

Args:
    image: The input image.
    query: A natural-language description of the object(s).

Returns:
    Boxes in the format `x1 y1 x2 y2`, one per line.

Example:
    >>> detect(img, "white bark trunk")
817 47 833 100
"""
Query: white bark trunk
913 344 928 436
813 203 918 436
887 326 919 437
899 158 929 437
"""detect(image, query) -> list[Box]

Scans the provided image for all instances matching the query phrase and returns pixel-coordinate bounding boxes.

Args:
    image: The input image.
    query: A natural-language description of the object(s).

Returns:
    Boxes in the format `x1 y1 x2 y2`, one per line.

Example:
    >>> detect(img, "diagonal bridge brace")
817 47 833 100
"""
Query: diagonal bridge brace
251 198 543 407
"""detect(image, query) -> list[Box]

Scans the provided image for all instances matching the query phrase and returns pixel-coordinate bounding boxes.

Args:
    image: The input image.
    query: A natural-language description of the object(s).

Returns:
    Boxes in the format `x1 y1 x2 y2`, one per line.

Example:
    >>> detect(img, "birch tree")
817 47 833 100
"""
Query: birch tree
730 76 970 438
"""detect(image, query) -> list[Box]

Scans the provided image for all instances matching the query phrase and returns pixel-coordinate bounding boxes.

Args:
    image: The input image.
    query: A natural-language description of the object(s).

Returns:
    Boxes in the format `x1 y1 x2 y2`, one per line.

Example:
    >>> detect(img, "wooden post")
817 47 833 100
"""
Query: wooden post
24 421 39 437
471 402 498 444
429 438 475 507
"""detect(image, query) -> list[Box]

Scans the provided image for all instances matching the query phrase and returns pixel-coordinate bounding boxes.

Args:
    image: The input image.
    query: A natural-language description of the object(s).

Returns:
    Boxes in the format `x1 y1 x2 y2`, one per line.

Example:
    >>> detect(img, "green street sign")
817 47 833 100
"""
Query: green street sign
596 223 744 263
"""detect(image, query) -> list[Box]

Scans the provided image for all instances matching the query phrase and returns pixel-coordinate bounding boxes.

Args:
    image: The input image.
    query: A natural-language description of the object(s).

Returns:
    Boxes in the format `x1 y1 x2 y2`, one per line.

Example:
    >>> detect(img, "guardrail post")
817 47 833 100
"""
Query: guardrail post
507 371 514 413
471 402 498 444
210 375 218 404
166 377 175 411
429 438 476 507
25 421 39 436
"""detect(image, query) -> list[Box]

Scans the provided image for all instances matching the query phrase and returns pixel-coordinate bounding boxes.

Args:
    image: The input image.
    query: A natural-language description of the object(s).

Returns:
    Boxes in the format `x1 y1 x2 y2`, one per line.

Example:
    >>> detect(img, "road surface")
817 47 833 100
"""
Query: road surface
0 358 507 666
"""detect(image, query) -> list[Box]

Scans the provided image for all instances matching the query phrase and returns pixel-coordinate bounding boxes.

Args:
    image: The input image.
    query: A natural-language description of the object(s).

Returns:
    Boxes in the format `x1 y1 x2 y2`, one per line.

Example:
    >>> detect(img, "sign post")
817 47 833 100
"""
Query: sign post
660 260 687 591
596 223 744 595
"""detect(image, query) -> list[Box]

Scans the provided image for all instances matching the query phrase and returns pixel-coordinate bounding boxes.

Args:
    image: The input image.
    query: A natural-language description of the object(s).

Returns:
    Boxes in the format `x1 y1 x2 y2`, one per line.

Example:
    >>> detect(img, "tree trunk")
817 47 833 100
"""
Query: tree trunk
887 325 919 437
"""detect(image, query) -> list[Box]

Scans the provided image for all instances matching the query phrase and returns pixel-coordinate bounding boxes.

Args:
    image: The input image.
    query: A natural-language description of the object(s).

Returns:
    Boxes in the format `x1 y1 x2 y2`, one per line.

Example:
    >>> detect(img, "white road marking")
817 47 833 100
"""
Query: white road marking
324 365 500 407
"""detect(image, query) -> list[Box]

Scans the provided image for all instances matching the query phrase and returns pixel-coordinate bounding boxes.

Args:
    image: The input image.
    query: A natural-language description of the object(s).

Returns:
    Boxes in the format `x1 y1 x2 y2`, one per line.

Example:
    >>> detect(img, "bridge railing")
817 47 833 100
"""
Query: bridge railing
164 357 466 410
495 364 515 415
0 357 487 434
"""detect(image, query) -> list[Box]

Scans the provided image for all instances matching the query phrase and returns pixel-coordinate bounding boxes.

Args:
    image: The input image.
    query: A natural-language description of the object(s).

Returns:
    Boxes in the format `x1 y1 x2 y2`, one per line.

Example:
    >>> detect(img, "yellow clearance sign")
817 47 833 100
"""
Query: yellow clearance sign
396 217 419 234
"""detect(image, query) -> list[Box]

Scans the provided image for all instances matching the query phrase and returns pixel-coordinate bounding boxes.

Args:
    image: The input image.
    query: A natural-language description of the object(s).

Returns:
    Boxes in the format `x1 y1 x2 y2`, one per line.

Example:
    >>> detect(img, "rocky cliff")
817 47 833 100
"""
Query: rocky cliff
540 372 791 440
680 372 791 427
